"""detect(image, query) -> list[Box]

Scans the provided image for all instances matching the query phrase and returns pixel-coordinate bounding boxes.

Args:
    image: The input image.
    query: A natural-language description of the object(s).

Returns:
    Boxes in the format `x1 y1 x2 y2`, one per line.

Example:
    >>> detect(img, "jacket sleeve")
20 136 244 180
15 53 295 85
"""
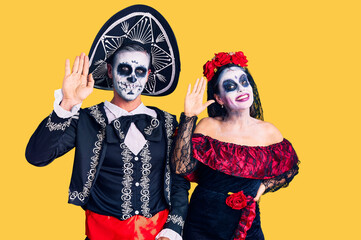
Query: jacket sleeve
25 110 79 167
163 115 191 236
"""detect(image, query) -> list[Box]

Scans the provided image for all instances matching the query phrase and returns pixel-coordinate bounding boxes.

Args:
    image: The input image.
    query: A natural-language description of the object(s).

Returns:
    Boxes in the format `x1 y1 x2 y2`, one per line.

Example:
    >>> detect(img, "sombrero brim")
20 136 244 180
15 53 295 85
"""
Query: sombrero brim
88 4 180 96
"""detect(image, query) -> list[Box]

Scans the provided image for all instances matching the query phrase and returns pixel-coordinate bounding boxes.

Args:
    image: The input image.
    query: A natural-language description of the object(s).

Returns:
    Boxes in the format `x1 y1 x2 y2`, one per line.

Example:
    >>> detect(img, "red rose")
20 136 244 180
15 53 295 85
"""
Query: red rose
213 52 232 67
226 191 248 210
231 51 248 67
203 60 216 81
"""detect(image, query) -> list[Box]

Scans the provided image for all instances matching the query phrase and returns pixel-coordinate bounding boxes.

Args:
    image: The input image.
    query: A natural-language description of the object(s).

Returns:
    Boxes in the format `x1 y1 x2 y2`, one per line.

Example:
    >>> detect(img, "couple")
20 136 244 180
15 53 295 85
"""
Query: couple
26 5 299 240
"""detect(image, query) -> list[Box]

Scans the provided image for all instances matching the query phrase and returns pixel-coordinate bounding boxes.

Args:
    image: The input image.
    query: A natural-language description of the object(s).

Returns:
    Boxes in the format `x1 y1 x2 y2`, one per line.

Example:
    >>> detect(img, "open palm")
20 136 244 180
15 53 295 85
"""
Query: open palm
61 53 94 110
184 77 214 117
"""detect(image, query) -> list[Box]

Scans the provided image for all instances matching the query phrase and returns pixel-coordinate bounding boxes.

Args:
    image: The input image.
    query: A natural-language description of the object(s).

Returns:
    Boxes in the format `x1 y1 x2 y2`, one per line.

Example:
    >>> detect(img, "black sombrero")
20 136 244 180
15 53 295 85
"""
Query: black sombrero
88 5 180 96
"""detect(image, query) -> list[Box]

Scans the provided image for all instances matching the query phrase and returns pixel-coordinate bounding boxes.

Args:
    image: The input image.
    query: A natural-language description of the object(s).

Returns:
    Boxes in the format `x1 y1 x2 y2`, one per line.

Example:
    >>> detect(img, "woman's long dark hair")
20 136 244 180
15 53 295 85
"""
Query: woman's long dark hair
207 64 264 120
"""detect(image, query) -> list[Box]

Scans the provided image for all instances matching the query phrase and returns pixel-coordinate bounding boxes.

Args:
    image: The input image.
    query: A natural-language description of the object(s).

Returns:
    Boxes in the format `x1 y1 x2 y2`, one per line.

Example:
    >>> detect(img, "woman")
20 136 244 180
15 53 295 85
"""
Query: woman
171 52 299 240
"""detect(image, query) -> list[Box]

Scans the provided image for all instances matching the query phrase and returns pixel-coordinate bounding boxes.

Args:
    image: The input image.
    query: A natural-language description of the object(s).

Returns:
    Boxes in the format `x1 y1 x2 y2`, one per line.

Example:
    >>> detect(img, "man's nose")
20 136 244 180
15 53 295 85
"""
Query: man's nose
127 75 137 83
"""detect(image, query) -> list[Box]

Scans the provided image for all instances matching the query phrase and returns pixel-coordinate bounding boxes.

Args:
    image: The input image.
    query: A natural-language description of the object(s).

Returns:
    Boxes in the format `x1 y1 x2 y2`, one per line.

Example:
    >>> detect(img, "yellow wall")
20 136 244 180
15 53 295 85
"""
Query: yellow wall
1 0 360 239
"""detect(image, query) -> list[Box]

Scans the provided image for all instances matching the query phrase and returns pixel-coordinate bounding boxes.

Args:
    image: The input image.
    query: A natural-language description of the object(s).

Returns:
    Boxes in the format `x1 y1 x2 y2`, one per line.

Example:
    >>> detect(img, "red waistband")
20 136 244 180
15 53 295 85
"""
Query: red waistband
85 209 169 240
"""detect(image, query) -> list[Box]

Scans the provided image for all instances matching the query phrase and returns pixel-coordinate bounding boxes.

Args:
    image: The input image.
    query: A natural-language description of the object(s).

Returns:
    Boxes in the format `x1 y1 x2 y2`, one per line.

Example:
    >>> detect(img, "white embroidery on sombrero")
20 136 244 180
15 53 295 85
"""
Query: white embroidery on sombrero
104 37 124 57
127 17 152 44
121 21 129 33
89 11 177 95
156 33 165 43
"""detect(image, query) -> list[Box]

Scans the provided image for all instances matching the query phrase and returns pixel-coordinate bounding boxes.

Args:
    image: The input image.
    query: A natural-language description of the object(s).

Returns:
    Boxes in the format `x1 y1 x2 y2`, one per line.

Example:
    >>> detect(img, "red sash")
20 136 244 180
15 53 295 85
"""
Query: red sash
85 209 169 240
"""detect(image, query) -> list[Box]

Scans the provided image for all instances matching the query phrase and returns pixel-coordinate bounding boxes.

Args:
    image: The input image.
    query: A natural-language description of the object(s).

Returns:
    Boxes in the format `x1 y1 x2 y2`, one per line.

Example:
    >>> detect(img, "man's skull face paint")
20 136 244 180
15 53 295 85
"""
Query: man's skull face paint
217 67 254 111
112 50 150 101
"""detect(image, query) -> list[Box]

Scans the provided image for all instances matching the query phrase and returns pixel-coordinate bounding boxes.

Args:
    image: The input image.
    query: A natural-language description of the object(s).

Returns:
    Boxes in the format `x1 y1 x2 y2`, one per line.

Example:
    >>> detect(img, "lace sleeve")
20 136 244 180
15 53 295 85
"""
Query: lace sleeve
263 161 300 193
171 113 198 175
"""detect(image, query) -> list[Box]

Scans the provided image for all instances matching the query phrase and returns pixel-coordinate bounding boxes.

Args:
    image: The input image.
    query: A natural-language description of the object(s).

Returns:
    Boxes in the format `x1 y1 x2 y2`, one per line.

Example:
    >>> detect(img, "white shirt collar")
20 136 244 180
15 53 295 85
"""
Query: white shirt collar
104 101 157 119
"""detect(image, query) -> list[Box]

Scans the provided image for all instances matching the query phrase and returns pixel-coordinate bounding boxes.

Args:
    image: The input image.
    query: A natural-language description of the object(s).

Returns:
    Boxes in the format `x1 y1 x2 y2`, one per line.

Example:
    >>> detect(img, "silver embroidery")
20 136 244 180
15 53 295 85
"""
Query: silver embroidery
69 128 105 202
120 143 134 220
144 118 160 135
113 119 125 139
89 105 106 128
46 112 78 131
139 142 152 218
163 111 174 202
166 214 185 227
69 104 106 203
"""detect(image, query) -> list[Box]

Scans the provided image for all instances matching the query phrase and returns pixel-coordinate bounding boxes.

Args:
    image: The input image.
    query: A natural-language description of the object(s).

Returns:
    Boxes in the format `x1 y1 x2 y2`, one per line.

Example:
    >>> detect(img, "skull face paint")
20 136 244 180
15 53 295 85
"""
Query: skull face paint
112 50 150 101
217 66 254 111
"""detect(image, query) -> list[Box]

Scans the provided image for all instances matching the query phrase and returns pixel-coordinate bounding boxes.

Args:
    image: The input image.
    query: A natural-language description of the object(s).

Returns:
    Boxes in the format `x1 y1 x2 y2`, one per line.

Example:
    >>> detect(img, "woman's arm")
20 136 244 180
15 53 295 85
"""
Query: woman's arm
171 78 214 175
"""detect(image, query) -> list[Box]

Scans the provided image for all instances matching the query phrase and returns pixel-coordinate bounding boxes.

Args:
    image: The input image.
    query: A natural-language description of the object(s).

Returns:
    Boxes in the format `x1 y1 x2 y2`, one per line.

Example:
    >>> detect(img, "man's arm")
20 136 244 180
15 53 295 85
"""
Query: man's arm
26 53 94 166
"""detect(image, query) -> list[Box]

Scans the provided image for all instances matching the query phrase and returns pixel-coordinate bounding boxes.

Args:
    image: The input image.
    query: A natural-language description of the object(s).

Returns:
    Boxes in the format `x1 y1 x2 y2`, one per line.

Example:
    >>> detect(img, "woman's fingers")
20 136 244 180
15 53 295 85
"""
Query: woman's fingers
199 77 206 94
192 78 200 94
203 100 215 108
186 84 191 95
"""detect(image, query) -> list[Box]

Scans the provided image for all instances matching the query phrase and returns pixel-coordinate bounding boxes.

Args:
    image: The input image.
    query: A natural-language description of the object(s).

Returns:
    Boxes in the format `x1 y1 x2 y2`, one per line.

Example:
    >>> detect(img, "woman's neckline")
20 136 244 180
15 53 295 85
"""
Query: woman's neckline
192 133 287 149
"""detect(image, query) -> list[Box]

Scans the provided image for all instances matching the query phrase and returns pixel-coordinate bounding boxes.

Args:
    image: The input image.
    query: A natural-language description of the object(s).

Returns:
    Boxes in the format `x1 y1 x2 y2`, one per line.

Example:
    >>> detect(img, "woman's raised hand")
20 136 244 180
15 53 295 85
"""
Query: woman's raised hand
184 77 215 117
60 53 95 111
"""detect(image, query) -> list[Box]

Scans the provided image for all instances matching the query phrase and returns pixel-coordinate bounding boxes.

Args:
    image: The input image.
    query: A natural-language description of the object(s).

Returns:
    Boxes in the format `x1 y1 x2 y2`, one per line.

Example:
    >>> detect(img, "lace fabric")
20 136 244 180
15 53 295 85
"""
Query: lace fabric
263 161 299 193
171 113 198 175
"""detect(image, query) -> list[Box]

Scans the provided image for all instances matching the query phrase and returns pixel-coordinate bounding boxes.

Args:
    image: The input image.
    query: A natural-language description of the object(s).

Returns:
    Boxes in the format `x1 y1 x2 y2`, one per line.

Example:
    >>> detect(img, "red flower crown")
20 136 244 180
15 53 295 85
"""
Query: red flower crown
203 51 248 81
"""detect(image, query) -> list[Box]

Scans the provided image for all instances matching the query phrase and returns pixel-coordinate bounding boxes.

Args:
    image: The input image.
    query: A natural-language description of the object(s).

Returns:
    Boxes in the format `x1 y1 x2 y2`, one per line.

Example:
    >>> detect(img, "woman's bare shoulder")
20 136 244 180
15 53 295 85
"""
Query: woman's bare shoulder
194 117 220 135
256 120 284 144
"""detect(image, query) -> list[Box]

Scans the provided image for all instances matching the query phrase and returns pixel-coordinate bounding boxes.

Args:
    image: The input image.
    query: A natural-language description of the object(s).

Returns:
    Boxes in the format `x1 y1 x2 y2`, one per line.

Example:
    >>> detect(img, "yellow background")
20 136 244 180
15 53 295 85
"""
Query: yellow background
1 0 360 239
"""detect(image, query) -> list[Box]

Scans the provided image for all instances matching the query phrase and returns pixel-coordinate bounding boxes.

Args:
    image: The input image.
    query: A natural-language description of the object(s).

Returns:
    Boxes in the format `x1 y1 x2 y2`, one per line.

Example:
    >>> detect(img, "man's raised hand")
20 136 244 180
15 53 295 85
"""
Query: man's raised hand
61 53 95 111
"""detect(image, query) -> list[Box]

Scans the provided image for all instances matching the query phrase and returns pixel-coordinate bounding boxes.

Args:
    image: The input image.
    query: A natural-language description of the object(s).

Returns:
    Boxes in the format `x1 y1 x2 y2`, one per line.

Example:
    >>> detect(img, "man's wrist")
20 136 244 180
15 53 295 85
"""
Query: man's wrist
60 99 81 111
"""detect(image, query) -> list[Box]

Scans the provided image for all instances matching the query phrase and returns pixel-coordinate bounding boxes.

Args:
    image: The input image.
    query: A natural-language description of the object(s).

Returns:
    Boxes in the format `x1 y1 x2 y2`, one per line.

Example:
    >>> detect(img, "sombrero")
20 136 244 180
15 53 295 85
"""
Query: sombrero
88 4 180 96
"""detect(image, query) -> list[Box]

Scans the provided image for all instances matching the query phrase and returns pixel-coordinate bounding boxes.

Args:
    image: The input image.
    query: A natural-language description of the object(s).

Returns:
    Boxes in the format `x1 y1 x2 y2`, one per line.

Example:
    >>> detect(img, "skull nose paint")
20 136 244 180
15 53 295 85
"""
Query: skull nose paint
127 75 137 83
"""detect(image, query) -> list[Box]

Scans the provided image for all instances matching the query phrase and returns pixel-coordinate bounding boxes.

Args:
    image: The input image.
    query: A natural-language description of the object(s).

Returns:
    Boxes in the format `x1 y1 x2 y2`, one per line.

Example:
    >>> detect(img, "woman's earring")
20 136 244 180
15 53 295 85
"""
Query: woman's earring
221 105 224 108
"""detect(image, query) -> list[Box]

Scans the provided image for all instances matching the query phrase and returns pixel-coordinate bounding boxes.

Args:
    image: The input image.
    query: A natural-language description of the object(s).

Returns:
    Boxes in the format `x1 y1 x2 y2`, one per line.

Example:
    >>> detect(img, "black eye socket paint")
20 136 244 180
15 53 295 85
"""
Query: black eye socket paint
117 63 132 76
239 74 249 87
135 67 147 78
223 79 238 92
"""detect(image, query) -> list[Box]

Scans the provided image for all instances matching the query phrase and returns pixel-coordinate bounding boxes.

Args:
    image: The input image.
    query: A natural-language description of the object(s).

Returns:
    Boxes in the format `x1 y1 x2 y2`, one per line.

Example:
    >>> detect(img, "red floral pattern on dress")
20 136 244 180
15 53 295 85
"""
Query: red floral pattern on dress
190 134 299 180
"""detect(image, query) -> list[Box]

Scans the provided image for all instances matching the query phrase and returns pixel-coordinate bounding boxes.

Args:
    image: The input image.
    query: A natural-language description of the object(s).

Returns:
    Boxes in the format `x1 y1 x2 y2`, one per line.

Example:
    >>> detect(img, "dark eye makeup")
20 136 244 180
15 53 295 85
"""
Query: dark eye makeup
222 80 238 92
135 67 147 78
117 64 147 78
239 74 249 87
117 64 132 76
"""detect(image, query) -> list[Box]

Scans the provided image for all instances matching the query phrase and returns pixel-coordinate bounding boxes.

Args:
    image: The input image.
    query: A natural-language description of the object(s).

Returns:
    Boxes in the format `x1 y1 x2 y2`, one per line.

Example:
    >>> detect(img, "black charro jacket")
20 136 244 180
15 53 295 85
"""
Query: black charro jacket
26 102 190 235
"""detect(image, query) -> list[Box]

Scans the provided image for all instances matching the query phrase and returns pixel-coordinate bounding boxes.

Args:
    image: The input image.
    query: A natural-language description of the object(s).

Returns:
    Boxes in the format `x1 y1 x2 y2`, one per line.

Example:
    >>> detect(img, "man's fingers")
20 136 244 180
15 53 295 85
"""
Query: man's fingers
78 53 85 74
87 74 95 88
72 56 80 73
83 55 89 76
65 59 71 76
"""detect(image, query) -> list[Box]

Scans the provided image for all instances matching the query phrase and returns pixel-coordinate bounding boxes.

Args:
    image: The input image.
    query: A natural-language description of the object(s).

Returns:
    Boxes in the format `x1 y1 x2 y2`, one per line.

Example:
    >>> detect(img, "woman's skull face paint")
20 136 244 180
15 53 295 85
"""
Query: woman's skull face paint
112 50 150 101
217 66 254 111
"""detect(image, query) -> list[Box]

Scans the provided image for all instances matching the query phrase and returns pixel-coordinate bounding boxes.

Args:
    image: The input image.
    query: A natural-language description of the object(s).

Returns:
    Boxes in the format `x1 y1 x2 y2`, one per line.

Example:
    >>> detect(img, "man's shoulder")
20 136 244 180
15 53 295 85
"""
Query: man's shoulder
146 106 176 119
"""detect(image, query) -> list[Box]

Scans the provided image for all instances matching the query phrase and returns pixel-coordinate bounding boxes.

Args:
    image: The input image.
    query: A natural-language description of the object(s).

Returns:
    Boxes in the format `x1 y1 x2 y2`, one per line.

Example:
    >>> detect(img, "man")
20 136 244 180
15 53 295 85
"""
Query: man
26 5 188 240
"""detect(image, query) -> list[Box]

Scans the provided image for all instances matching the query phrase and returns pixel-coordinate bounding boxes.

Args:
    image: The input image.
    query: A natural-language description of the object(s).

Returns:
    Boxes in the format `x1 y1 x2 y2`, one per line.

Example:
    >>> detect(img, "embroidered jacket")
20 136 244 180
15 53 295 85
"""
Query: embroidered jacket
26 103 189 235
